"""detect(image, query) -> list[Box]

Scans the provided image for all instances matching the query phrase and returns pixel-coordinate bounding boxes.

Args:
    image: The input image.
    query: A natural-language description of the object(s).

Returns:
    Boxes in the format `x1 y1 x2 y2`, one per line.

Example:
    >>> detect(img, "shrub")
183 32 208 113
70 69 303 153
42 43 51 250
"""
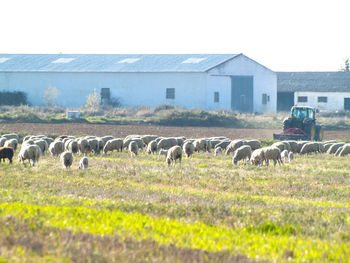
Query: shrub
0 91 28 106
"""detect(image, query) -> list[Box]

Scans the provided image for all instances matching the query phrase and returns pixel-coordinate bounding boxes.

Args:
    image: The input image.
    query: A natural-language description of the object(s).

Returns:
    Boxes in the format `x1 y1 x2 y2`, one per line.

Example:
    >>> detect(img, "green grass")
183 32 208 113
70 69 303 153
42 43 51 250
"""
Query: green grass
0 149 349 262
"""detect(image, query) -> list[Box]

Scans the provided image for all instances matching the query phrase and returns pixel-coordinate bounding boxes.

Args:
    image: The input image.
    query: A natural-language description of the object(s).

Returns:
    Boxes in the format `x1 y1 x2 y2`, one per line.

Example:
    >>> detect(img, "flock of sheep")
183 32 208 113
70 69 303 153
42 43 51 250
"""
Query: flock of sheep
0 132 348 169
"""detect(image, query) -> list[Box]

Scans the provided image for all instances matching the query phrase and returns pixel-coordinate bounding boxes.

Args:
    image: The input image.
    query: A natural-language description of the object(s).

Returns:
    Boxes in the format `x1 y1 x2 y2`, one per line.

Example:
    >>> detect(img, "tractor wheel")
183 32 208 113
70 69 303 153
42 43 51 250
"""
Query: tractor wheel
304 123 315 140
314 125 324 141
283 119 291 131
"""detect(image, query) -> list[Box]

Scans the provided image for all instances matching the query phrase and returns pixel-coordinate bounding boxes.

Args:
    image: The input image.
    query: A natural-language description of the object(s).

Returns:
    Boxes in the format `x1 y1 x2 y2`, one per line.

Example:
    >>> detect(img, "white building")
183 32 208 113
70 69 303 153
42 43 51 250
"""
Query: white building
277 72 350 112
0 54 277 113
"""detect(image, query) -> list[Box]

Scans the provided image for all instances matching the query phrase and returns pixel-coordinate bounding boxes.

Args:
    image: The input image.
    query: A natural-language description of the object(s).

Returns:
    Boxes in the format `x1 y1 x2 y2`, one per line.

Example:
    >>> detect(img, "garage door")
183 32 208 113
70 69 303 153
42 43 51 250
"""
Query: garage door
231 76 253 112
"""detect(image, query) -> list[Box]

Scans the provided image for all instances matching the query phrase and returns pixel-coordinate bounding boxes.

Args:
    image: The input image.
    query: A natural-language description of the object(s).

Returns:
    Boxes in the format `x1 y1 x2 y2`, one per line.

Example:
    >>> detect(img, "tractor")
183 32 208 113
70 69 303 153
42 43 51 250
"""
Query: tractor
273 106 324 141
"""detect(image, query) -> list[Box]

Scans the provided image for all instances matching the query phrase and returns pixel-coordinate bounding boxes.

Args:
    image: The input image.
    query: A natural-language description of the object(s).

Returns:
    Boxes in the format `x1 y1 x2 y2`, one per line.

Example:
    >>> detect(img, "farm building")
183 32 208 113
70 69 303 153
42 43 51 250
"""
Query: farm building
277 72 350 111
0 54 277 113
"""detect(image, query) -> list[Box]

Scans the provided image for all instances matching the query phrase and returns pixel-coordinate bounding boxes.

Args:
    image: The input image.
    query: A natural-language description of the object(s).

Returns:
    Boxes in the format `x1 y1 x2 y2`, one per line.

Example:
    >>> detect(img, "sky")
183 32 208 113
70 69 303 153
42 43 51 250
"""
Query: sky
0 0 349 71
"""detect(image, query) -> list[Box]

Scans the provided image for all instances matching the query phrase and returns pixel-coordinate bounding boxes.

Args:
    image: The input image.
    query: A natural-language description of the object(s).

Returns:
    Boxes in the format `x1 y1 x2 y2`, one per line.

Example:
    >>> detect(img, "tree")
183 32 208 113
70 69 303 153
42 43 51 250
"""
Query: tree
340 58 350 72
43 85 59 106
84 88 100 110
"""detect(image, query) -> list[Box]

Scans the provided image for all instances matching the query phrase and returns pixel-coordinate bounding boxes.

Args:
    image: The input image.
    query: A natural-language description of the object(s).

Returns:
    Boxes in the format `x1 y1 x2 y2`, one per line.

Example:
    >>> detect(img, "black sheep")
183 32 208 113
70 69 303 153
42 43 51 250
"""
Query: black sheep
0 147 14 163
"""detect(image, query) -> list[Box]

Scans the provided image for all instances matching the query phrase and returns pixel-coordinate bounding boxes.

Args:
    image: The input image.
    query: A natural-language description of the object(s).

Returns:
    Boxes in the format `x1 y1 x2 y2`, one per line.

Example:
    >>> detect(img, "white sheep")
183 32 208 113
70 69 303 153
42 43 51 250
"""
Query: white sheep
288 152 294 162
49 141 65 157
214 146 222 156
2 134 19 141
146 140 158 154
34 139 48 155
262 147 282 166
158 149 168 159
0 137 6 147
327 143 344 154
300 142 320 155
337 143 350 156
157 138 178 150
60 151 73 168
225 140 245 155
67 140 79 154
78 156 88 169
193 139 210 152
245 140 261 150
215 140 231 150
166 145 182 166
4 138 18 151
103 139 123 154
232 145 252 165
141 135 158 145
123 137 144 151
281 150 289 163
183 141 195 158
128 141 138 157
78 139 91 155
250 148 265 166
18 144 41 167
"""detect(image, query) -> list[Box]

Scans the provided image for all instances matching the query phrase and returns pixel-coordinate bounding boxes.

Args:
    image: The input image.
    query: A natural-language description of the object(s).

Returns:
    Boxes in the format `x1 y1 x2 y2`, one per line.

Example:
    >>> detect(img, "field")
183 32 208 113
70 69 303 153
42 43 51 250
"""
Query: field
0 125 350 262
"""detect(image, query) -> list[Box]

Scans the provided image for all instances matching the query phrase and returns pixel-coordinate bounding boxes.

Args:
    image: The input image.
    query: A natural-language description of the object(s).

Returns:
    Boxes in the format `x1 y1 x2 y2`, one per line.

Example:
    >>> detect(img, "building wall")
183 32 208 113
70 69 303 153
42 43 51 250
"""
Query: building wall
0 72 207 108
206 54 277 113
295 91 350 111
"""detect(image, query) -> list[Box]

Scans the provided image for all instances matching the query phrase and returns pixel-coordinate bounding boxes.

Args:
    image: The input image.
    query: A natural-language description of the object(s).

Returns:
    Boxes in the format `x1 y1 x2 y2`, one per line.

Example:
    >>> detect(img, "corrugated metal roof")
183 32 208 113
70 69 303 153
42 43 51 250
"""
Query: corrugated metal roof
277 72 350 92
0 54 239 73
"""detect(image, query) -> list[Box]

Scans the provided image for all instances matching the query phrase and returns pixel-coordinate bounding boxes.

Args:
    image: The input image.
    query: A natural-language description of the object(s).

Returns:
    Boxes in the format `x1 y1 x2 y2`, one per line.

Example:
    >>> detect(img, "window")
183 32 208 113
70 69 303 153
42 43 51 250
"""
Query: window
262 93 268 104
297 96 308 103
214 92 219 103
318 96 327 103
100 88 110 105
166 88 175 99
181 57 206 64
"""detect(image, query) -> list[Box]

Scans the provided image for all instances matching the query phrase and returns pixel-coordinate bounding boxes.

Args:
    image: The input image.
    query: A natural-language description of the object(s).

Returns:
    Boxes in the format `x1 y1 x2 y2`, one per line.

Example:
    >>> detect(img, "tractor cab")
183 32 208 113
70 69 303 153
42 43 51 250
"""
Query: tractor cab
290 106 315 130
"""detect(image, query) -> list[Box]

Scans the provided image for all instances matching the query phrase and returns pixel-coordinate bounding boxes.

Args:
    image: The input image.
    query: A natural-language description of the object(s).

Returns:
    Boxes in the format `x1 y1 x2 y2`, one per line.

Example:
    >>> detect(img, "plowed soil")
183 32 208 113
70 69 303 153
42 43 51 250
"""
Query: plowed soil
0 122 349 140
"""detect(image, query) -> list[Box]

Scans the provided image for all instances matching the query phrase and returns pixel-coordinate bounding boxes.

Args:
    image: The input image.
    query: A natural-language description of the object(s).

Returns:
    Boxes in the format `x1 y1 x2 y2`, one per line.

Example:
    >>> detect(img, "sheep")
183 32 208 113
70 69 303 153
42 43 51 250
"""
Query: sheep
78 139 91 155
123 138 144 151
101 136 114 146
166 145 182 166
209 139 222 148
288 152 294 162
215 140 231 150
158 149 168 159
49 141 65 157
285 140 298 153
2 134 19 141
296 141 309 153
324 143 335 152
0 147 14 163
183 141 195 158
338 143 350 156
146 140 158 154
271 141 288 152
175 137 186 147
214 146 222 156
18 144 41 166
88 138 100 155
128 141 138 157
300 142 320 155
103 139 123 154
0 137 6 147
141 135 158 145
245 140 261 151
281 150 289 163
78 156 88 169
262 147 282 166
250 148 265 166
327 143 344 154
232 145 252 165
157 138 178 150
60 151 73 168
66 140 79 154
225 140 245 155
55 135 68 141
34 139 48 155
4 138 18 151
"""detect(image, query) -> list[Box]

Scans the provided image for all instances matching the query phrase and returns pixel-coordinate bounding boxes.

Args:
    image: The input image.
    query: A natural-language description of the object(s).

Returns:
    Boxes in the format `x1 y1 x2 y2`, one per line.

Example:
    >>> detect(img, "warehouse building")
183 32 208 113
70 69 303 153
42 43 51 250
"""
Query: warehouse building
277 72 350 111
0 54 277 113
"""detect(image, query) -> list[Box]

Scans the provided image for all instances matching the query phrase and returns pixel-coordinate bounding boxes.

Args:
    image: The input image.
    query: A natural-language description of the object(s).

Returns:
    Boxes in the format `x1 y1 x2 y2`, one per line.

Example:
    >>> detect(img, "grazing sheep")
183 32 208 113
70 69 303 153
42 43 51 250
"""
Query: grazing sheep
60 151 73 168
103 139 123 154
215 140 231 150
286 141 298 153
141 135 159 145
281 150 289 163
232 145 252 165
300 142 320 155
78 139 91 155
100 136 114 146
183 141 195 158
225 140 245 155
193 139 210 152
288 152 294 162
49 141 65 157
324 143 334 152
128 141 138 157
245 140 261 151
272 141 289 152
175 137 185 147
296 141 309 153
250 148 265 166
214 146 222 156
2 134 19 141
123 138 144 151
158 149 168 159
88 138 100 155
338 143 350 156
78 156 88 169
0 147 14 163
4 138 18 151
157 138 178 150
67 140 79 154
262 147 282 166
34 139 48 155
55 135 68 141
18 144 41 166
146 140 158 154
166 145 182 166
0 137 6 147
327 143 344 154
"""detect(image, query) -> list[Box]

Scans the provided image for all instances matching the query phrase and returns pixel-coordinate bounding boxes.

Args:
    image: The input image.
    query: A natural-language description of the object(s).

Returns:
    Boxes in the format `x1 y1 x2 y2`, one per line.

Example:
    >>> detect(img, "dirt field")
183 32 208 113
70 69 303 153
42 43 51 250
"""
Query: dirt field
0 122 349 140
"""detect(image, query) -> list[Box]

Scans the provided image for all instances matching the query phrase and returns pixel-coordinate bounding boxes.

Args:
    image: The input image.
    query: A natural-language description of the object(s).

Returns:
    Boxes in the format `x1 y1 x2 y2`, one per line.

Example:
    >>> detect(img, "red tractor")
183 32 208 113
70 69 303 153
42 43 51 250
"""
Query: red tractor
273 106 324 141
